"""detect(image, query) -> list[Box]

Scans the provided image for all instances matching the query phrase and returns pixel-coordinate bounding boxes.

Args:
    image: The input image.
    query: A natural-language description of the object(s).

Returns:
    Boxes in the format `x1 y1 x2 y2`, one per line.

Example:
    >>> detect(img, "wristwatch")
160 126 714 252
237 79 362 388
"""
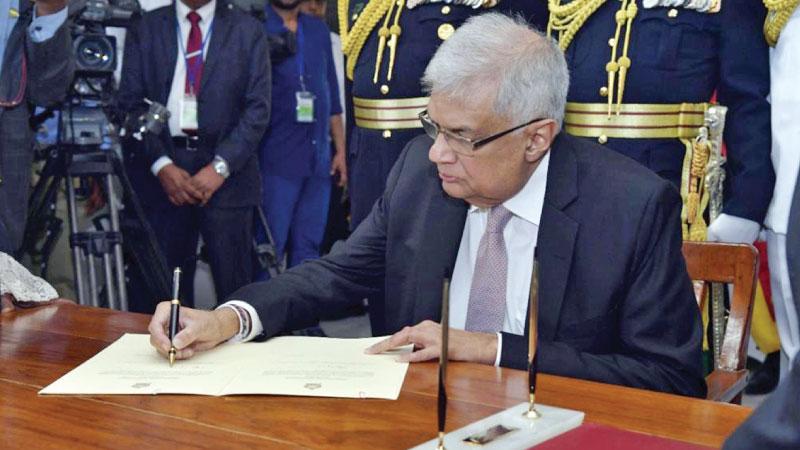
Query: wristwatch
212 156 230 179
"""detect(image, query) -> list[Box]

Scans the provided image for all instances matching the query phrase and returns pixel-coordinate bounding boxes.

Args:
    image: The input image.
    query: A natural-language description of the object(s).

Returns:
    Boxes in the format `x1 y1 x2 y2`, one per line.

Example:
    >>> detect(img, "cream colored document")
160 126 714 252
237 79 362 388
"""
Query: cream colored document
39 334 411 399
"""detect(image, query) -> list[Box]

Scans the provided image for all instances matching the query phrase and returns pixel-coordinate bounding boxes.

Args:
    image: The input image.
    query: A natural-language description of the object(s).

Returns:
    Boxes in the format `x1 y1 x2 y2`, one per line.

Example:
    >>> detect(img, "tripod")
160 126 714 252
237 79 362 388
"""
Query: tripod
24 144 172 310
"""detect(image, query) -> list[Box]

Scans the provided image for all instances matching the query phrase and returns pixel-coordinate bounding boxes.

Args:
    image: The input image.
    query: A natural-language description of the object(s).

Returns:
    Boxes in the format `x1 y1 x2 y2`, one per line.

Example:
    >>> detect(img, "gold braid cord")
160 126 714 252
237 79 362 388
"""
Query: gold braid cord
764 0 800 46
339 0 396 80
548 0 638 116
680 137 711 241
547 0 608 51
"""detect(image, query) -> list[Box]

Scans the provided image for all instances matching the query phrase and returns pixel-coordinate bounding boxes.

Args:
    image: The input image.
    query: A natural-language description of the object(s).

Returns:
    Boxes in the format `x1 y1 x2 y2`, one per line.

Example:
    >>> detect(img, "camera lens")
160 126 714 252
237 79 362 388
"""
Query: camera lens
74 35 116 73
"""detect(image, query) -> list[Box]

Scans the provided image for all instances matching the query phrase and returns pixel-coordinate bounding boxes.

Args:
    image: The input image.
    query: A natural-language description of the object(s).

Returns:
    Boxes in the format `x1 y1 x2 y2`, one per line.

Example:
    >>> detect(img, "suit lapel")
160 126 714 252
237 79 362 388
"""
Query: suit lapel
536 135 579 341
200 3 231 94
413 163 468 324
160 10 178 103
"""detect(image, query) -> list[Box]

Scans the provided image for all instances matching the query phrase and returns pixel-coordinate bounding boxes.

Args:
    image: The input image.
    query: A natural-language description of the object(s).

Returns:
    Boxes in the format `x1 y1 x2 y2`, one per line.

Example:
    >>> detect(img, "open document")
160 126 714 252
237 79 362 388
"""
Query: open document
40 334 411 399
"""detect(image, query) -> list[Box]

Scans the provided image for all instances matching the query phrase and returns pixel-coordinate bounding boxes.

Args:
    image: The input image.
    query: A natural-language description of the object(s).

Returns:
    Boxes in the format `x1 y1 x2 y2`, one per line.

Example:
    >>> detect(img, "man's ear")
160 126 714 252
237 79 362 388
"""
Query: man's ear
524 119 557 162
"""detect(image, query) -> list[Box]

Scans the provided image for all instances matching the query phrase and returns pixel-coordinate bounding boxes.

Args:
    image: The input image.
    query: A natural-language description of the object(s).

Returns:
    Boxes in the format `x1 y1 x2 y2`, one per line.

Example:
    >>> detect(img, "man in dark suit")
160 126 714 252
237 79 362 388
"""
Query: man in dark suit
147 13 705 397
0 0 72 255
118 0 271 310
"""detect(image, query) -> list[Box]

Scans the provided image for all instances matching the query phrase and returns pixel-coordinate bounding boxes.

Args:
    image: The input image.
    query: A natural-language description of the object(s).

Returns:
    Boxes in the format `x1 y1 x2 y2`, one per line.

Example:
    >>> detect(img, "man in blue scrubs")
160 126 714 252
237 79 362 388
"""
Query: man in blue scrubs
260 0 346 273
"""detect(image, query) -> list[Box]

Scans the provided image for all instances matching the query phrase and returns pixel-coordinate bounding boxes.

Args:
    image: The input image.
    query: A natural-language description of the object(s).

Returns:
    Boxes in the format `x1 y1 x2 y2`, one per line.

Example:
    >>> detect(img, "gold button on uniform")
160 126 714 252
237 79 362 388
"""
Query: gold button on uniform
383 130 393 139
438 23 455 41
352 13 358 21
608 38 616 47
380 85 390 95
668 8 678 18
441 5 451 14
599 86 609 97
598 135 608 144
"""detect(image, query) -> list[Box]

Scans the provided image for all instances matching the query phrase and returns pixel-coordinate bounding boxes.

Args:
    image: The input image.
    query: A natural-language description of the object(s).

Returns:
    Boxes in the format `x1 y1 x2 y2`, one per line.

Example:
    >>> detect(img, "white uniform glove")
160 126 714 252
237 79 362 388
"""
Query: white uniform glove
706 213 761 244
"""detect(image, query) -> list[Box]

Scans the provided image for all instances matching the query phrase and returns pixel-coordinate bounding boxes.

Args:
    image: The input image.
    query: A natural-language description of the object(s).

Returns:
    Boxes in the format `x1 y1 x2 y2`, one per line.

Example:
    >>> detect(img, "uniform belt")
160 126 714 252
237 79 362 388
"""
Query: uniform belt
353 96 429 130
172 135 200 151
564 102 709 140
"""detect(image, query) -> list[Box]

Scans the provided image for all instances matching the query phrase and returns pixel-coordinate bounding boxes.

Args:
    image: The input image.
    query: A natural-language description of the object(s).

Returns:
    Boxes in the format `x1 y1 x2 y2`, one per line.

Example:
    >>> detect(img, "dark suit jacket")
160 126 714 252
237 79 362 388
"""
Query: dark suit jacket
118 1 271 208
724 354 800 450
230 133 707 397
0 2 72 253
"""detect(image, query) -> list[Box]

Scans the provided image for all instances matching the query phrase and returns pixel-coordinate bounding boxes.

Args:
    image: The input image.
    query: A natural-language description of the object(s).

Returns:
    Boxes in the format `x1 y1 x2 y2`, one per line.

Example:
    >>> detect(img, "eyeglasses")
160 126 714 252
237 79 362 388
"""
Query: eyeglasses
418 110 545 156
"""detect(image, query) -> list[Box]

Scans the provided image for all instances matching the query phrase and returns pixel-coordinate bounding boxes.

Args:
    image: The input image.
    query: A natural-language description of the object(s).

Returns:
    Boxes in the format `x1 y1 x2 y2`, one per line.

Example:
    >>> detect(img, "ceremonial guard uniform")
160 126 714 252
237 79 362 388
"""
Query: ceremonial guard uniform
338 0 542 228
545 0 774 243
764 1 800 376
543 0 777 375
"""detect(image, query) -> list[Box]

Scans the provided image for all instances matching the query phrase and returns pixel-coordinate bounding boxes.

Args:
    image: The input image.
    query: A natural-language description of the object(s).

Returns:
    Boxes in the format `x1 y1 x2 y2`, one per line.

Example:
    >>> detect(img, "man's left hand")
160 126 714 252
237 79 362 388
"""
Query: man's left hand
34 0 68 15
707 213 761 244
364 320 498 365
189 165 225 205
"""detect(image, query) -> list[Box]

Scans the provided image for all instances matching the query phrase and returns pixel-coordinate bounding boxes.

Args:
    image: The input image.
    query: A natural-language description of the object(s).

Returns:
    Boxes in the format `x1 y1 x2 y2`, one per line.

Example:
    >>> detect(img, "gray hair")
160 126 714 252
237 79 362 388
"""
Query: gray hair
421 13 570 128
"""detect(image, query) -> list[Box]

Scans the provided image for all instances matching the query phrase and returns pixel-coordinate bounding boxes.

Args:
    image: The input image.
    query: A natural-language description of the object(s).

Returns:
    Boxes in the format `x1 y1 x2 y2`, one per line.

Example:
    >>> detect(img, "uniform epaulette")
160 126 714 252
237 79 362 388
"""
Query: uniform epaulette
763 0 799 46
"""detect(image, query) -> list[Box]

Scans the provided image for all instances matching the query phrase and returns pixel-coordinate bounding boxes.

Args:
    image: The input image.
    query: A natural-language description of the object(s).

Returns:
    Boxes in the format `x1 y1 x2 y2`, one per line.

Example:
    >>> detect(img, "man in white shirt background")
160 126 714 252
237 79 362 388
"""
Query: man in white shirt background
118 0 271 312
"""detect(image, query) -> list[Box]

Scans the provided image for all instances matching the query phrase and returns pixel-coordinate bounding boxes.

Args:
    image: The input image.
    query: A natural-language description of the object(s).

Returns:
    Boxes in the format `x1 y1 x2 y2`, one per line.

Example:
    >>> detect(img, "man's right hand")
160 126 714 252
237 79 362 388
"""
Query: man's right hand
157 164 204 206
148 302 240 360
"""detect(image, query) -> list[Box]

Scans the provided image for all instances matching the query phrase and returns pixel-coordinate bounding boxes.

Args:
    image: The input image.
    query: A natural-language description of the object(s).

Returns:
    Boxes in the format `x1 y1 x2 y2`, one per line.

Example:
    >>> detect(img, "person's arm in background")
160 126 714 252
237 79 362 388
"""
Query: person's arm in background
25 0 73 106
707 0 775 244
330 114 347 187
326 28 346 186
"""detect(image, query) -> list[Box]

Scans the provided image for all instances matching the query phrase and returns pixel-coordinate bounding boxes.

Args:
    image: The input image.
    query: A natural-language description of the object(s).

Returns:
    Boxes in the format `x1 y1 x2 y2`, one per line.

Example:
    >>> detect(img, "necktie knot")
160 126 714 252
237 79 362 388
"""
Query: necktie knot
486 205 513 234
187 11 201 25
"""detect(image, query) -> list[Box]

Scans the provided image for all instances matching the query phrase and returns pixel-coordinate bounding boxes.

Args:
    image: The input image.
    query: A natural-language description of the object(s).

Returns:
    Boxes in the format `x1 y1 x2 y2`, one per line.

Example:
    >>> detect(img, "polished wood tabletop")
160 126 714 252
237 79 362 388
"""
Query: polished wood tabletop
0 304 751 449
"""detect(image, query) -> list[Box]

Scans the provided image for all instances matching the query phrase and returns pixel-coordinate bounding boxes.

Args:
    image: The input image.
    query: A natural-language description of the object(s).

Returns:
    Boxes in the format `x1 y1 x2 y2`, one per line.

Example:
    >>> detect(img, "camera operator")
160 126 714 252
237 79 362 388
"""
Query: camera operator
118 0 271 311
0 0 73 255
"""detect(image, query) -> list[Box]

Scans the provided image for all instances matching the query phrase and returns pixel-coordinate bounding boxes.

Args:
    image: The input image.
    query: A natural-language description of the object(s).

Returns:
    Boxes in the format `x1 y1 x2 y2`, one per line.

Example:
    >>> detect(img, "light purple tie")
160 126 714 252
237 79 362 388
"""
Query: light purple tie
465 205 514 333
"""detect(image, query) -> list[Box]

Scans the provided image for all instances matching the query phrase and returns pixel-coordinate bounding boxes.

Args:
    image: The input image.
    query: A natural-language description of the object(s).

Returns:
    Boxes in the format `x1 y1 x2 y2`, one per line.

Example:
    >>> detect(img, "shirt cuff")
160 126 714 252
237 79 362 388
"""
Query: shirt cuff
493 332 503 367
217 300 264 343
29 6 68 43
151 157 174 176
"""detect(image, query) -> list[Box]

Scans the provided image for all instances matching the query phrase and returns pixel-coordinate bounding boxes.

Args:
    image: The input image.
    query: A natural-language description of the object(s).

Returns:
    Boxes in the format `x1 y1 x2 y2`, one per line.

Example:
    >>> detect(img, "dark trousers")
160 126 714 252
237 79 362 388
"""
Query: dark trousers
145 203 254 308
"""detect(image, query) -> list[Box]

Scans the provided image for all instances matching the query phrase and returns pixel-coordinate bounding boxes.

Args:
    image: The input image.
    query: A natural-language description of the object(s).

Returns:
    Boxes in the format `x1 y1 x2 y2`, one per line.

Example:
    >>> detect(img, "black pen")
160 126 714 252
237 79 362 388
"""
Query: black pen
437 274 450 450
526 257 541 419
168 267 181 367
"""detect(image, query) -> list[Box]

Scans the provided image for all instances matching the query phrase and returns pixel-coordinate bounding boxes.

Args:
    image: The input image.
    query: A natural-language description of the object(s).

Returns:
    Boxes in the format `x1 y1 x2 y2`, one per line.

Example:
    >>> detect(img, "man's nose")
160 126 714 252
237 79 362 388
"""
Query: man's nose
428 134 456 164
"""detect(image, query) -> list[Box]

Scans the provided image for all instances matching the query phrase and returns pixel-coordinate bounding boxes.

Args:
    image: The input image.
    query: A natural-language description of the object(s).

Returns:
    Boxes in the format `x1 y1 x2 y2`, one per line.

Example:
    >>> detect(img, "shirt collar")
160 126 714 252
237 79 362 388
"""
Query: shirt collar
176 0 216 24
468 150 551 227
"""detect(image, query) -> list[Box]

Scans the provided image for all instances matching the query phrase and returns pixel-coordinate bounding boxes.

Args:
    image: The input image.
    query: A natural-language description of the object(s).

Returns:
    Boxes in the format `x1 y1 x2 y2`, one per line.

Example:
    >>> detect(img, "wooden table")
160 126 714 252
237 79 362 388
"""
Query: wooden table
0 304 751 449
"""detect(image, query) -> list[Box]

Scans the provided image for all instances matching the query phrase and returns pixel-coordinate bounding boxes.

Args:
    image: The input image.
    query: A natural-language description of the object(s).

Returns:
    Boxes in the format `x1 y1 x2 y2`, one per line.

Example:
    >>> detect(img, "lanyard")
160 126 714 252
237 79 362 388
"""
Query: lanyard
176 16 214 94
295 20 306 91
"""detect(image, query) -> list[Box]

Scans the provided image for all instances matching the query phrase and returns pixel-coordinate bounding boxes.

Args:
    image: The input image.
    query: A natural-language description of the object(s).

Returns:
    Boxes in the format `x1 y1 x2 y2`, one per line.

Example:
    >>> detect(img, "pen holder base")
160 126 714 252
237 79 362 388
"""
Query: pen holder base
409 402 584 450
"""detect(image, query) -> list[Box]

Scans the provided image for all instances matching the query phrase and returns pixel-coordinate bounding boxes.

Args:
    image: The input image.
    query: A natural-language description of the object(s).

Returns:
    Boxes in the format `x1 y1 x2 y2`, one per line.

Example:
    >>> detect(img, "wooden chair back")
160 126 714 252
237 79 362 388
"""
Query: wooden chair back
681 241 759 403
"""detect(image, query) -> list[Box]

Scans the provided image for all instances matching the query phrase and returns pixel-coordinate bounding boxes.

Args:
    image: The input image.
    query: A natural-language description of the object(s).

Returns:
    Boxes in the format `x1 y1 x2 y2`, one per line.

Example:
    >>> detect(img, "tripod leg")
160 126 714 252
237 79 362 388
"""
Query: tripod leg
103 252 117 310
66 176 88 305
106 173 128 311
87 251 100 307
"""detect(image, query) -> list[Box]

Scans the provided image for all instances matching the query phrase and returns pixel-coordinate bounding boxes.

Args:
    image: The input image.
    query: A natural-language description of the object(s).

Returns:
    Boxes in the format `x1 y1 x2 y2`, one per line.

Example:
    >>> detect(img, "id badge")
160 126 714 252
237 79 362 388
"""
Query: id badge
180 94 199 131
296 91 315 123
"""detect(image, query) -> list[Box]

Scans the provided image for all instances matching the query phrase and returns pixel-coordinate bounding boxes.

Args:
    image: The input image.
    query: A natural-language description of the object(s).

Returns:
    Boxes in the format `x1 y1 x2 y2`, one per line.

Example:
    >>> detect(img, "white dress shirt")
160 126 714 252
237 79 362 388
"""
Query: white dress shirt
150 0 216 176
450 151 549 365
765 8 800 235
222 152 551 365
